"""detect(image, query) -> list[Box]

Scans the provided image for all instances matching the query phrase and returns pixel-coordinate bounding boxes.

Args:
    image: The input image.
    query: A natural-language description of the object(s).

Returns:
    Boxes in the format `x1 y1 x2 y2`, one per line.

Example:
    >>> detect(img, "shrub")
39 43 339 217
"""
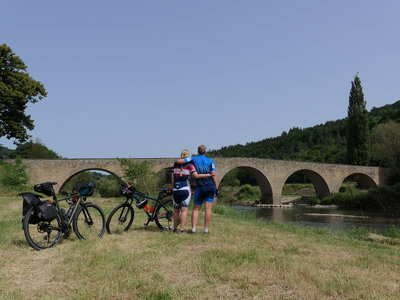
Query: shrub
0 158 29 189
319 184 400 210
238 184 254 197
352 184 400 210
97 177 120 198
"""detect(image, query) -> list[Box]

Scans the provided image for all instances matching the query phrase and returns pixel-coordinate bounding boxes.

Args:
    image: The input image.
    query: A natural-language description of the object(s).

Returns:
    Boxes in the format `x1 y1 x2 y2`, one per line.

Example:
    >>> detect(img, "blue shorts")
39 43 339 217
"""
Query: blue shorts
193 186 216 205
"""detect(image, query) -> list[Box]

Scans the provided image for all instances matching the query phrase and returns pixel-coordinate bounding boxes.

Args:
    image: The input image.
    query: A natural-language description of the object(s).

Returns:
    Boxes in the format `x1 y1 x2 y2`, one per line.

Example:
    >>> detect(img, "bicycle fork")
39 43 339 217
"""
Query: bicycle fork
81 205 94 226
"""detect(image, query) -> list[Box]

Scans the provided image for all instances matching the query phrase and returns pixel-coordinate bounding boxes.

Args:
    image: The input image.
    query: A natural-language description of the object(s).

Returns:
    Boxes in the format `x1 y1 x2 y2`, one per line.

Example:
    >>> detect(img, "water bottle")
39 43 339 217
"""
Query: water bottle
60 208 67 220
66 205 75 219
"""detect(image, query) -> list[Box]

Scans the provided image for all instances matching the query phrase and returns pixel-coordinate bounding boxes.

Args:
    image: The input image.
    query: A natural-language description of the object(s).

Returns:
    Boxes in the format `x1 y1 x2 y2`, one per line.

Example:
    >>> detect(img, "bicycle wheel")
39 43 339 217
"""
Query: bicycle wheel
23 207 62 250
154 199 174 230
106 203 135 234
73 203 105 240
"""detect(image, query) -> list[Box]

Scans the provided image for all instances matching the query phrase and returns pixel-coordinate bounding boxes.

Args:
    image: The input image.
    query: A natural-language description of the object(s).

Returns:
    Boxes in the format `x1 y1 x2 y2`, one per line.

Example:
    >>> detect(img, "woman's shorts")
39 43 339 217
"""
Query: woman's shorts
172 189 191 209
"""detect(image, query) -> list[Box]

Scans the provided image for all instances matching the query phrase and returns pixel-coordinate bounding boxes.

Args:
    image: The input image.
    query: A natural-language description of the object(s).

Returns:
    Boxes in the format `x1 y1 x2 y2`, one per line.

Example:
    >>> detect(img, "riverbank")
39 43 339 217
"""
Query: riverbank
1 196 399 299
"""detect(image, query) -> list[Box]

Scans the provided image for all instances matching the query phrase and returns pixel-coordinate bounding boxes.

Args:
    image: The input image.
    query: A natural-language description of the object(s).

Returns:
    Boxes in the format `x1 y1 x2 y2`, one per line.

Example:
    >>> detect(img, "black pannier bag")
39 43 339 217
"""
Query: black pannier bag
74 182 96 196
21 192 42 228
36 201 57 222
34 182 55 197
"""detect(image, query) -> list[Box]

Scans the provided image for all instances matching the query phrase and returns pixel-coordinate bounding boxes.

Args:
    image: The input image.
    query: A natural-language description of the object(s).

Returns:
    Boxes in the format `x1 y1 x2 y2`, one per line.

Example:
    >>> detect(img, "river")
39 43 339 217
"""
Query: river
235 205 400 231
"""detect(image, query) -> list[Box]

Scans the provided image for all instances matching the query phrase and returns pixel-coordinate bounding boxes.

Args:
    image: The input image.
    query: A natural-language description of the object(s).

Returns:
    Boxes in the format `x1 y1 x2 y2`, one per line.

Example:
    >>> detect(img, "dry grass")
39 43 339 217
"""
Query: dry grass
0 196 399 299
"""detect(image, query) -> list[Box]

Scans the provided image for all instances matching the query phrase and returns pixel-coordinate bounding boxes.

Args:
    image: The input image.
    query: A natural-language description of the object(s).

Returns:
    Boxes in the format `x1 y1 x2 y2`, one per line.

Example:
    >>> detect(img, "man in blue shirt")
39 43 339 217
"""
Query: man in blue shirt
177 145 219 233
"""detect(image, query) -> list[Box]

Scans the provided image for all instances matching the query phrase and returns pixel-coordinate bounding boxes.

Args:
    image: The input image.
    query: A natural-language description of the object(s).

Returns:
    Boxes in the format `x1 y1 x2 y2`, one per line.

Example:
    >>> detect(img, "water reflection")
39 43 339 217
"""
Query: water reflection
235 205 400 231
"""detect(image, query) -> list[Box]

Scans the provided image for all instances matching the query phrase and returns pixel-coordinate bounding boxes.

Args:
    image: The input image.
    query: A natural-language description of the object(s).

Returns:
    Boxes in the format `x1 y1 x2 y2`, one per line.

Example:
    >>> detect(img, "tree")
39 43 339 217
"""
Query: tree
0 157 29 189
370 121 400 182
118 159 157 195
346 74 370 165
9 140 60 159
0 44 47 143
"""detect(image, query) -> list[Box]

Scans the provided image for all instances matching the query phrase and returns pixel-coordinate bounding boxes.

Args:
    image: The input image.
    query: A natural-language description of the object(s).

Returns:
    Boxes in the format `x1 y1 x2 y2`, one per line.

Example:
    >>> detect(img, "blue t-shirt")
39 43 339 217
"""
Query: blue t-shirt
184 155 216 187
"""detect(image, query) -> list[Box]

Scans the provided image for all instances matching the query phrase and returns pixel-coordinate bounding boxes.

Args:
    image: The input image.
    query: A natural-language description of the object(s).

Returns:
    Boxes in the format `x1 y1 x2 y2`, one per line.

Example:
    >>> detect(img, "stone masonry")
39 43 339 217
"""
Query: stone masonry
15 158 386 205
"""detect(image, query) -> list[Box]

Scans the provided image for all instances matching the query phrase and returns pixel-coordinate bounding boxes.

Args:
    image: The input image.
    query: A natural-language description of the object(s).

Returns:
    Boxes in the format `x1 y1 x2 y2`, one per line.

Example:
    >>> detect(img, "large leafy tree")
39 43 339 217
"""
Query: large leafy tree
346 74 370 165
9 140 60 159
370 121 400 182
0 44 47 143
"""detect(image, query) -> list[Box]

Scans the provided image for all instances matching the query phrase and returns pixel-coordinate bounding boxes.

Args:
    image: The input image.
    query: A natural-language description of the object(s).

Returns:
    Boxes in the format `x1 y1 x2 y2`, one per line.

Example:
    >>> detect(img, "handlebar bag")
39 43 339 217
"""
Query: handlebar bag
75 182 96 196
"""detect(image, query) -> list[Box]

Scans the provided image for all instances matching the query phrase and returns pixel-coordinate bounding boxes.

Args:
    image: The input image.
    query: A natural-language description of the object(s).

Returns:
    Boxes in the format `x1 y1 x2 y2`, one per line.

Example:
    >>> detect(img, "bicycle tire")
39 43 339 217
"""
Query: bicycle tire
73 203 105 240
23 207 62 250
106 203 135 234
154 199 174 230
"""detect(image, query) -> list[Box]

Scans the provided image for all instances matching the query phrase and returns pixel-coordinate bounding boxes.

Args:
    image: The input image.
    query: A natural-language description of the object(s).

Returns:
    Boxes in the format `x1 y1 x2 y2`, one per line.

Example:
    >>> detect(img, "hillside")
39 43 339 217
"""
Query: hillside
0 146 13 158
210 100 400 164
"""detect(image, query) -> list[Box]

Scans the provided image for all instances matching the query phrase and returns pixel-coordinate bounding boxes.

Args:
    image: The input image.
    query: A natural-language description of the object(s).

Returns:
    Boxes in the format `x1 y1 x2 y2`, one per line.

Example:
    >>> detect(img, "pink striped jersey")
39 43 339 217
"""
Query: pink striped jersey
172 162 196 183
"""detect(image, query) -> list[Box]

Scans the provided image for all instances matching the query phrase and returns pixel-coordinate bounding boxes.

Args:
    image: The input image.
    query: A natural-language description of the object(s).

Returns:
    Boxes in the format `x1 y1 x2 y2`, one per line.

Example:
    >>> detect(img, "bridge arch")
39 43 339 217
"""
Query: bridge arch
282 169 330 199
341 173 378 190
220 166 273 203
58 168 123 193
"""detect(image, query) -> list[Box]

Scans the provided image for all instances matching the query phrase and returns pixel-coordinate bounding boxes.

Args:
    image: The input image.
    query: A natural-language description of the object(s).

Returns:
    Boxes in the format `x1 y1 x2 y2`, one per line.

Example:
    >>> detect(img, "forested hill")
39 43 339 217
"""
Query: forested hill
209 100 400 164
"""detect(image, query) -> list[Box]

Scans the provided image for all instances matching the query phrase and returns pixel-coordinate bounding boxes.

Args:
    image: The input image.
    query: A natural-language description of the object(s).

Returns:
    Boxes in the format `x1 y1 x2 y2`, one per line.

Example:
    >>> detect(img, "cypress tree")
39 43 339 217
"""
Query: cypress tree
346 74 370 165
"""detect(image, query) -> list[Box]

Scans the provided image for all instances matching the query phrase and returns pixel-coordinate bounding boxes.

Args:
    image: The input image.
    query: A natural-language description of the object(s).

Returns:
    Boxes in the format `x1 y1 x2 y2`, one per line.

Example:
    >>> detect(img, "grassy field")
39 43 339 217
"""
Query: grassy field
1 195 400 299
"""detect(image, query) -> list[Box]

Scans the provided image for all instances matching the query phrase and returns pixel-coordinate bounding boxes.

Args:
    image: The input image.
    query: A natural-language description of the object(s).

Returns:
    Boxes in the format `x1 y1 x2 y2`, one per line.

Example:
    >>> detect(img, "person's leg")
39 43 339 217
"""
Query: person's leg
204 201 213 232
172 193 182 232
191 204 201 232
203 186 215 233
179 207 188 231
178 191 191 232
173 208 180 231
191 188 203 232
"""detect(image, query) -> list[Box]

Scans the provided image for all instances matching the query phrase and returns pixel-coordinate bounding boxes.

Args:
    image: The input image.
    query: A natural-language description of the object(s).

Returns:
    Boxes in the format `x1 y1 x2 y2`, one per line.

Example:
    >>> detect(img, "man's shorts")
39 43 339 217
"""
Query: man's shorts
193 185 216 205
172 189 191 209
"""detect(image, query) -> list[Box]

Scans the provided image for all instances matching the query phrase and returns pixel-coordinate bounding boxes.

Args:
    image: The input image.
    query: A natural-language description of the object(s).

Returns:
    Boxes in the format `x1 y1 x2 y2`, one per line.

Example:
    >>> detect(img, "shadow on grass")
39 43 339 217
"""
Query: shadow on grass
131 226 171 233
10 238 27 247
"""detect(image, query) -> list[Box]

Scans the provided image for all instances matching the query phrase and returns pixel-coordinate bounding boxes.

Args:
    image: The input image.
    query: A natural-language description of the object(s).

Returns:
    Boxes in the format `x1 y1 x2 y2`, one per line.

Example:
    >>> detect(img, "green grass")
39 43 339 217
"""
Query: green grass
1 195 400 299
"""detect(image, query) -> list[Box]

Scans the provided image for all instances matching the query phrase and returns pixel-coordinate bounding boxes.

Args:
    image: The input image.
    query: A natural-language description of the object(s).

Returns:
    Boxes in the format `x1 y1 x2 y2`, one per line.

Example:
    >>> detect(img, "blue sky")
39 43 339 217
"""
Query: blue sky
1 0 399 158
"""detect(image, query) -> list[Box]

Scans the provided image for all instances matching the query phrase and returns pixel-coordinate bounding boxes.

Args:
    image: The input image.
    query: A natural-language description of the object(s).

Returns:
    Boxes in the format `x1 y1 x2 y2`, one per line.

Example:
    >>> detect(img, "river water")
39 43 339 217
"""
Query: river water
235 205 400 231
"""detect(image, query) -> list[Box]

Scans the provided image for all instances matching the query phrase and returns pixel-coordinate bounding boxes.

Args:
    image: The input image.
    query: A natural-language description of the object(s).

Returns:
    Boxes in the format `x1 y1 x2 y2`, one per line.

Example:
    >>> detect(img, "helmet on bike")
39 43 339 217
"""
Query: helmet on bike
135 198 148 209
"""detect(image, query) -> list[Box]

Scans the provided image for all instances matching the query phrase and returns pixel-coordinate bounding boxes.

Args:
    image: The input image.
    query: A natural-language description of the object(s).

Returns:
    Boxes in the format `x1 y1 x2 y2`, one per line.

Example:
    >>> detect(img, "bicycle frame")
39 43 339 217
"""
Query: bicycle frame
54 195 80 224
130 192 166 224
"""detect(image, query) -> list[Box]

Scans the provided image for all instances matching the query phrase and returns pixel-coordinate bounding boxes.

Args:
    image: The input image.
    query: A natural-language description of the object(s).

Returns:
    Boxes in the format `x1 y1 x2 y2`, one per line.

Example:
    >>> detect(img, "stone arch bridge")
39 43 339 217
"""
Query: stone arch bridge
19 158 387 204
